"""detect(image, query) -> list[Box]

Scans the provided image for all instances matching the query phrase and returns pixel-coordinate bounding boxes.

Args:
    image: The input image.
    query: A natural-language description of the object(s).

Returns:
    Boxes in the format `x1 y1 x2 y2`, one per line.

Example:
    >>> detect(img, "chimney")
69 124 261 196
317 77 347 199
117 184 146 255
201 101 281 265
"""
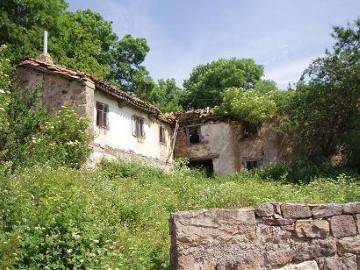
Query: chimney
38 30 53 64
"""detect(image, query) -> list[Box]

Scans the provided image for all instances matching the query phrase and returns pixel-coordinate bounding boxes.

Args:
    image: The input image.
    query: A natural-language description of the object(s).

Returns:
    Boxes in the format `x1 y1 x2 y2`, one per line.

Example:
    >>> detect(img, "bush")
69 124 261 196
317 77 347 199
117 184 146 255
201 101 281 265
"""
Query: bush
258 159 357 184
0 87 91 170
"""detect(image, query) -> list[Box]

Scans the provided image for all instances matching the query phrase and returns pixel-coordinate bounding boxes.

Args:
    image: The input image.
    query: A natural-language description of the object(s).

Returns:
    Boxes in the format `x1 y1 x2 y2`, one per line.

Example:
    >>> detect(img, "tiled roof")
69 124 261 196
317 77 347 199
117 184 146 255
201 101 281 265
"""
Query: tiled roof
19 57 161 115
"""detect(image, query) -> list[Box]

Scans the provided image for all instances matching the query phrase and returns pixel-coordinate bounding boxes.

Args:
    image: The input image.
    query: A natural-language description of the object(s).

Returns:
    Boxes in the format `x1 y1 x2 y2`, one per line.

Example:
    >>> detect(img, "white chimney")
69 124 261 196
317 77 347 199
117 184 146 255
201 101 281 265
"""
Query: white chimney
38 30 53 63
43 30 48 55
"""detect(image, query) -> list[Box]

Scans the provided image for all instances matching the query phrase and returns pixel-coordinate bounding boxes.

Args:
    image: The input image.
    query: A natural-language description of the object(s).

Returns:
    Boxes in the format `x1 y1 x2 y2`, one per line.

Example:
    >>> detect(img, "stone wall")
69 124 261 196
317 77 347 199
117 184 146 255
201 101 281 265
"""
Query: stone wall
170 203 359 269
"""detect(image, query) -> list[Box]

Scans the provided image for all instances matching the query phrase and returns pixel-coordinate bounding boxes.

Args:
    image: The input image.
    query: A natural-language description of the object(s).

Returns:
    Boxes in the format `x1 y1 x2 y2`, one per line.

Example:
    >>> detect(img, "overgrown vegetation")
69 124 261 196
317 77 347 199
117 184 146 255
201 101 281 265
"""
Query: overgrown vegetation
0 160 358 269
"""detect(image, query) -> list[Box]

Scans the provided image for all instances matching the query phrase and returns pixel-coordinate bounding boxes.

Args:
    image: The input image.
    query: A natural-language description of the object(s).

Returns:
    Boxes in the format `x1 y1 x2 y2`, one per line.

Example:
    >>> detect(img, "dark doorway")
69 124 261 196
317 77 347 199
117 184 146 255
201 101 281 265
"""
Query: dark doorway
188 159 214 176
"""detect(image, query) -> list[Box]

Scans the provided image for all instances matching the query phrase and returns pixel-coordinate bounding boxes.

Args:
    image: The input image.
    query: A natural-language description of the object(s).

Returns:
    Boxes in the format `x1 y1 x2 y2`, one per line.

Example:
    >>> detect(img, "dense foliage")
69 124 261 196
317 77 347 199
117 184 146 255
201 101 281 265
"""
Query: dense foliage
0 0 155 99
182 58 264 109
0 87 91 171
0 160 358 269
284 18 360 168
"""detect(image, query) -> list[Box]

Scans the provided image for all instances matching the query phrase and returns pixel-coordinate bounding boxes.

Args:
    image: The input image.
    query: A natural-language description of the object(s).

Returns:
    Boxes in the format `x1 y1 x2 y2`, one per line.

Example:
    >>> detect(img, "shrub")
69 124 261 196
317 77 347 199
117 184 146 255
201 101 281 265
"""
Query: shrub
0 87 91 170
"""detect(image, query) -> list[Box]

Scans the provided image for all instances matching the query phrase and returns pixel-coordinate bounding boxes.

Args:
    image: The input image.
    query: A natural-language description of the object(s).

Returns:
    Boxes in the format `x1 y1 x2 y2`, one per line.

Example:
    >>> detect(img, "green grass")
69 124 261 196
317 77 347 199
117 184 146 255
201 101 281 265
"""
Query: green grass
0 160 359 269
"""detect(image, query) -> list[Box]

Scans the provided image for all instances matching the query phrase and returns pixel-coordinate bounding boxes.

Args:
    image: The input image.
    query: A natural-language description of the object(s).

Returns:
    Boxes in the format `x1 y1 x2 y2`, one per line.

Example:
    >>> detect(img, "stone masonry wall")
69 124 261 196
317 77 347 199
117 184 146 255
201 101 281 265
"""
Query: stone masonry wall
170 203 359 270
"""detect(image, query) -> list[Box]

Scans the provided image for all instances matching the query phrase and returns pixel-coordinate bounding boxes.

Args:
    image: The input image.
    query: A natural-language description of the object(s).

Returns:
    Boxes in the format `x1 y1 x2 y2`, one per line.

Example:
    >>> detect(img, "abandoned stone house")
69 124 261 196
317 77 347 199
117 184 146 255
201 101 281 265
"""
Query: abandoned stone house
16 54 291 174
16 56 175 168
173 109 292 175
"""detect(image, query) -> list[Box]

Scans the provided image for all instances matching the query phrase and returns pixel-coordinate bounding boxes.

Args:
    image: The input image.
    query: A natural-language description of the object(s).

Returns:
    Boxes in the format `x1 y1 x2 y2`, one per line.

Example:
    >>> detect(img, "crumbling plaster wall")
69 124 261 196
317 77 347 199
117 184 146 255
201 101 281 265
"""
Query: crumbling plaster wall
174 120 292 175
170 203 360 270
92 91 173 165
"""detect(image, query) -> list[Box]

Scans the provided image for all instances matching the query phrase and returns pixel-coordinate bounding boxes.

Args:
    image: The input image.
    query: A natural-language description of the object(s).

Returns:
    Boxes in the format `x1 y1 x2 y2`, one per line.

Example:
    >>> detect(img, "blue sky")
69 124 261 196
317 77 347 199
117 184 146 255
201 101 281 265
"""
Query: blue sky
67 0 359 89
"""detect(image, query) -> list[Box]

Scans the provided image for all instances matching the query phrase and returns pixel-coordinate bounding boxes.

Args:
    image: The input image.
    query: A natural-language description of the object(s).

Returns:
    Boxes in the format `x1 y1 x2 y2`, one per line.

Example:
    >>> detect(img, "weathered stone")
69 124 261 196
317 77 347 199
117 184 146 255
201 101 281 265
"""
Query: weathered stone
281 204 312 219
293 239 337 262
343 203 360 214
274 203 282 216
317 254 357 270
265 244 293 266
173 208 256 247
276 260 319 270
264 218 294 226
256 203 274 217
356 214 360 233
330 215 357 238
311 204 343 218
256 224 292 243
215 251 265 270
177 255 196 270
295 220 330 239
337 235 360 255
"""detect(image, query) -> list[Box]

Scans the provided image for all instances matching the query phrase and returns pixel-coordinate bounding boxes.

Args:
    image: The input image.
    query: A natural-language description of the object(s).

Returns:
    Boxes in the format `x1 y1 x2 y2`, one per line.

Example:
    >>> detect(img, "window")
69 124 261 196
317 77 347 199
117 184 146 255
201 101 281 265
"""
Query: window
96 102 109 128
159 126 166 144
243 159 262 170
185 125 201 144
132 116 145 139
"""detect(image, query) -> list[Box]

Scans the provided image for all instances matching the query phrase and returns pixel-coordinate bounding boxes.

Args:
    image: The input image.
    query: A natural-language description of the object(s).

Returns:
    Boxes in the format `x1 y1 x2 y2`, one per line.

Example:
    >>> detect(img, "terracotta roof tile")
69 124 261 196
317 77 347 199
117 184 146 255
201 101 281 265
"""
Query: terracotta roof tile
19 57 162 116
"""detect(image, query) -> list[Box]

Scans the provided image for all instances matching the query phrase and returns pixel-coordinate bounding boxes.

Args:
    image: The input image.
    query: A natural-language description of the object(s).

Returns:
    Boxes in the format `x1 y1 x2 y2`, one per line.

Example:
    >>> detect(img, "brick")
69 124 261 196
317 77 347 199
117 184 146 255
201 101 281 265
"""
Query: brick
295 220 330 239
337 235 360 255
330 215 357 238
281 204 312 219
311 204 343 218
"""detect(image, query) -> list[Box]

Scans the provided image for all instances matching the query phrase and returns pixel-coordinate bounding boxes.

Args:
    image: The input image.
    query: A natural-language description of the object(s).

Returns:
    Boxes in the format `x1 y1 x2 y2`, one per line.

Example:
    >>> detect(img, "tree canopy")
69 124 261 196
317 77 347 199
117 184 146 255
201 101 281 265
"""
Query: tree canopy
284 18 360 168
0 0 154 100
182 58 264 109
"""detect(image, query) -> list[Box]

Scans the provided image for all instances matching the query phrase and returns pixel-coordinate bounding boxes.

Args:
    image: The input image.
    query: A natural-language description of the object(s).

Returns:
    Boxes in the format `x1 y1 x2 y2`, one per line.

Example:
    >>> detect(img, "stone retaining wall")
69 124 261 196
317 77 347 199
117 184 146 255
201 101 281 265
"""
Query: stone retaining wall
170 203 359 269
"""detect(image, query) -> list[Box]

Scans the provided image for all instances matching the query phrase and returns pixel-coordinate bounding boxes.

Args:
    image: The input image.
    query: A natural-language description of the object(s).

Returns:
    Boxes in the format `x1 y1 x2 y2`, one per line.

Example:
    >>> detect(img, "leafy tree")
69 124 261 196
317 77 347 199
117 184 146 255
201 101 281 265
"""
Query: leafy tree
182 58 264 109
0 1 155 99
110 34 155 96
147 78 184 112
50 9 118 79
215 87 277 124
285 18 360 167
0 0 68 63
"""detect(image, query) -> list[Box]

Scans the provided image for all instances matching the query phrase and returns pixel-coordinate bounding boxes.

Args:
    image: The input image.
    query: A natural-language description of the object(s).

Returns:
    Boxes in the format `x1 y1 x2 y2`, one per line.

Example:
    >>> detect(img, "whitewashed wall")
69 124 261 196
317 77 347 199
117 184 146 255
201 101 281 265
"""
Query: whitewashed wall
93 91 173 163
200 123 237 175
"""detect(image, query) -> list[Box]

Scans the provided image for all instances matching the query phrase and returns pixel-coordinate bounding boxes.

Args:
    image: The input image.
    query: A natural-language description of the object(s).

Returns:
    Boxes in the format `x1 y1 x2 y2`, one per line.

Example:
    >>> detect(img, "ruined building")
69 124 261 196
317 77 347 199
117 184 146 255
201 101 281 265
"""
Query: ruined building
15 50 291 174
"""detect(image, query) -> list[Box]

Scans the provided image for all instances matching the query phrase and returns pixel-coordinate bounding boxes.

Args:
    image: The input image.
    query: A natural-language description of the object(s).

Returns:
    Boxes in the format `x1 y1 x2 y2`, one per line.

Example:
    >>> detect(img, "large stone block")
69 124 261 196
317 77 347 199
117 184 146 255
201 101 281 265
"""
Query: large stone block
281 204 312 219
293 239 337 262
256 224 292 243
172 208 256 248
276 261 319 270
337 235 360 255
295 220 330 239
256 203 275 217
317 254 357 270
265 243 294 266
311 204 343 218
343 203 360 214
330 215 357 238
